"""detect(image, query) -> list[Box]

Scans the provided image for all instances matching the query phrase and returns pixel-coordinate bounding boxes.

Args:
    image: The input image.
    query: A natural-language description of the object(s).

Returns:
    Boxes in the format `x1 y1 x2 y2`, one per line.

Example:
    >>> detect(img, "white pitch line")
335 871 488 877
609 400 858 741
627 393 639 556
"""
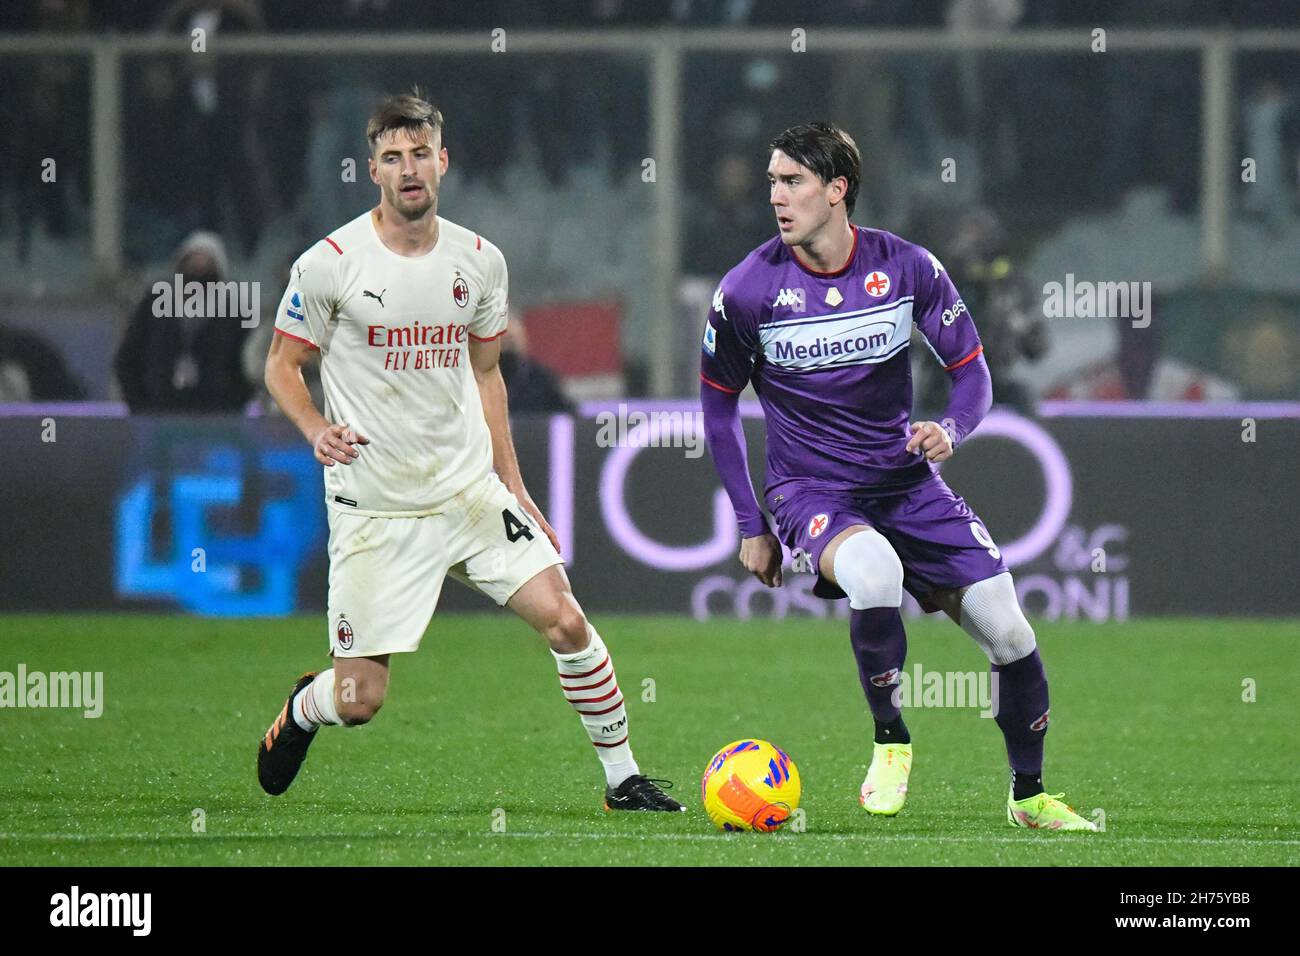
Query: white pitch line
0 831 1296 847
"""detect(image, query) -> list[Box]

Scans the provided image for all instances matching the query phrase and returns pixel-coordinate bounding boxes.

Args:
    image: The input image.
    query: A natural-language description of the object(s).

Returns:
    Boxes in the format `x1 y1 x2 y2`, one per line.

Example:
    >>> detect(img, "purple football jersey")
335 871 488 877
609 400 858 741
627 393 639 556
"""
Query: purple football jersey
700 226 982 496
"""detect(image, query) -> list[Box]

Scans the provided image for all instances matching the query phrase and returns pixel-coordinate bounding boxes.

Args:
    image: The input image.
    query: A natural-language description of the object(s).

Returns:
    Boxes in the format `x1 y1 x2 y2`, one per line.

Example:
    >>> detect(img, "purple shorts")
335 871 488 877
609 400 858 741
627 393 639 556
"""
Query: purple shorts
767 475 1008 612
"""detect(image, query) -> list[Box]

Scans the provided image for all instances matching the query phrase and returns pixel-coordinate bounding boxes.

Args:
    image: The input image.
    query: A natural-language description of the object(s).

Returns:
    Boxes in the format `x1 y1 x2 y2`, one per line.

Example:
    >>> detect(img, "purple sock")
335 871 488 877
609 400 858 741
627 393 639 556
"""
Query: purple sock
850 608 908 731
991 648 1050 776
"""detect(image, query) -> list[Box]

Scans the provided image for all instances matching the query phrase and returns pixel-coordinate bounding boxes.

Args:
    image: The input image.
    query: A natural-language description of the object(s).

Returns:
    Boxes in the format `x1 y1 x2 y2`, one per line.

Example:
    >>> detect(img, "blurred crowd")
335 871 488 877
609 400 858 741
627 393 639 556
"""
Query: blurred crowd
4 0 1300 32
1 0 1299 408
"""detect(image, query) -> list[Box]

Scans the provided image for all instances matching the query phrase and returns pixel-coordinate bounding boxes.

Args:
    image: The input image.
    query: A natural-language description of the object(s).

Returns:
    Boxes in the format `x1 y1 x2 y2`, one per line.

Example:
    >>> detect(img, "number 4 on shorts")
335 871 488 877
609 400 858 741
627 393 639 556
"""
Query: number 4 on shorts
503 508 534 543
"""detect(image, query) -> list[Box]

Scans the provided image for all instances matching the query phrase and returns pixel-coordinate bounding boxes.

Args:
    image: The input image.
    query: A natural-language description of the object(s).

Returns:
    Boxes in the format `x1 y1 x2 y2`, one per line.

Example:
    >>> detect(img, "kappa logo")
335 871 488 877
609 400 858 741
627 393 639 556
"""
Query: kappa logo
864 271 891 298
712 285 728 321
942 298 967 326
808 513 830 538
773 287 806 311
1029 709 1050 732
928 251 945 279
870 668 901 688
363 288 386 308
336 617 354 651
452 277 470 308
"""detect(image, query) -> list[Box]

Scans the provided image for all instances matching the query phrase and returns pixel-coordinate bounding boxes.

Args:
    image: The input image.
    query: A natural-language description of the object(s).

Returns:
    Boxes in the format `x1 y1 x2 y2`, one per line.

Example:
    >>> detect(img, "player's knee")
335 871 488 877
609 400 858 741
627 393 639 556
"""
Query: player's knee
337 695 383 726
1004 616 1037 663
959 573 1037 665
832 528 904 610
335 681 386 726
545 603 590 655
980 615 1036 665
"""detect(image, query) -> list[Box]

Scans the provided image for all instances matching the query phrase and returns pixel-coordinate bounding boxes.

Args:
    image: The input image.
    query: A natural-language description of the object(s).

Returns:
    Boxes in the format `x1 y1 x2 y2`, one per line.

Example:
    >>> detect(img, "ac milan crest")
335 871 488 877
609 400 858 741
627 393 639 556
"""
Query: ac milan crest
452 277 470 308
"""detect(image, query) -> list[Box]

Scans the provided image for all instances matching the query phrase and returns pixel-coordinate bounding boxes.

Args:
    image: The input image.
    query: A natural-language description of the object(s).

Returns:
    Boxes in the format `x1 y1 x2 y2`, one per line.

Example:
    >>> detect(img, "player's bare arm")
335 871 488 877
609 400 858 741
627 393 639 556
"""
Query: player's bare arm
469 334 561 554
264 331 369 467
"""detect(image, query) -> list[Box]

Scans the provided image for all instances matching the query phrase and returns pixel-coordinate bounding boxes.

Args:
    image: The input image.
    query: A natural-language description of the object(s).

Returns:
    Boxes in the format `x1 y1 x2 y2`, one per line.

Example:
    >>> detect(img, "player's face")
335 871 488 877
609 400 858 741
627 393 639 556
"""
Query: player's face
369 127 448 221
767 150 843 246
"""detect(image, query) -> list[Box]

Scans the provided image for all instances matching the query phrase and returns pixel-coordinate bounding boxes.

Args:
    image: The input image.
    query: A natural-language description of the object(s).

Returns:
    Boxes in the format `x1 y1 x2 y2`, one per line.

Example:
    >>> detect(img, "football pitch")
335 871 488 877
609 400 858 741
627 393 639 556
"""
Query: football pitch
2 614 1296 867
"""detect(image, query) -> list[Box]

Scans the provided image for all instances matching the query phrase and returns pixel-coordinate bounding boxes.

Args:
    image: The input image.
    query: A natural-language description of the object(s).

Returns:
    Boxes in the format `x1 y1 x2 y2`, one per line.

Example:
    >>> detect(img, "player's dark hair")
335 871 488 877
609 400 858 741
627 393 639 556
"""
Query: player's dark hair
768 122 861 217
367 87 443 154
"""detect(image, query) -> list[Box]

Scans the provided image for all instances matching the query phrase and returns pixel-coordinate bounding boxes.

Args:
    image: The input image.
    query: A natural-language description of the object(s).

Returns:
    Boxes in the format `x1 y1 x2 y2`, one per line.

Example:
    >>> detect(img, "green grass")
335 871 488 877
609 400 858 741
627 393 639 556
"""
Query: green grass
1 614 1297 866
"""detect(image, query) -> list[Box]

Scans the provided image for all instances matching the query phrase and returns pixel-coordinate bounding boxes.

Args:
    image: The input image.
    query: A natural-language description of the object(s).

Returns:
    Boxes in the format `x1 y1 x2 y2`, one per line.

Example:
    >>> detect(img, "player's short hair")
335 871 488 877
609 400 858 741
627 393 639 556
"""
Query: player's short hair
768 122 861 216
367 88 443 155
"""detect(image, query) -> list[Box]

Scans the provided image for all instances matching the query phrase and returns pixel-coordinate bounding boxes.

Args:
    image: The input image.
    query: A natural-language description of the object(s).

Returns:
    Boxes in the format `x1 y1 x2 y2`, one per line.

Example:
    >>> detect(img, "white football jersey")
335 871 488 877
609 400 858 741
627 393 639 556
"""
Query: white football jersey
273 210 509 516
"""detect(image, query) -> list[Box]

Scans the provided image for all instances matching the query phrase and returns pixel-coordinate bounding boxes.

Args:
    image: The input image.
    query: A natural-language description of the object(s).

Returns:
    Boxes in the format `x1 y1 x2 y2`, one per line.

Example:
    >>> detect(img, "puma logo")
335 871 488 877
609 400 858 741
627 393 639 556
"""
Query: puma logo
363 288 386 308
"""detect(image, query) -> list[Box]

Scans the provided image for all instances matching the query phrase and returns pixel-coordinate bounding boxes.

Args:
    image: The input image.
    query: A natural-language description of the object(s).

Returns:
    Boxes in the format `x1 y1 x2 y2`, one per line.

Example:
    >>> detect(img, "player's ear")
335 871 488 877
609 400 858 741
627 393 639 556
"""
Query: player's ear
439 146 449 176
368 155 380 186
829 175 847 207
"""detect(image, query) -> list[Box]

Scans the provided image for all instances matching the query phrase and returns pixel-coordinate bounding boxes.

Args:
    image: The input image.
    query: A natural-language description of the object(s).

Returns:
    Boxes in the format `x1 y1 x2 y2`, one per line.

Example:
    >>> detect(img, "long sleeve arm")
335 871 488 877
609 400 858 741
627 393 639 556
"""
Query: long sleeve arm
940 349 993 446
701 382 769 538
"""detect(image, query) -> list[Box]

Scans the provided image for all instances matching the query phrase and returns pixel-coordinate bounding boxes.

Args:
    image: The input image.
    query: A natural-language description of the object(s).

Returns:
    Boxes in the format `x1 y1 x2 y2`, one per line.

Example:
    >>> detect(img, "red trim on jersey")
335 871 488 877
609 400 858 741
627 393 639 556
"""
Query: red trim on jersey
700 372 740 394
475 234 482 251
593 735 629 749
789 224 859 278
275 327 318 350
469 329 507 343
944 344 983 372
558 655 610 680
324 237 343 255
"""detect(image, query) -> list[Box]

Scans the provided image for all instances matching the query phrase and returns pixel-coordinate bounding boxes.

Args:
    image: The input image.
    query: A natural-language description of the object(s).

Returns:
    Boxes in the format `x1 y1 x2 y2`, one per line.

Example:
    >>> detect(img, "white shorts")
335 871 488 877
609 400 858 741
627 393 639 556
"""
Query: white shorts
325 473 563 657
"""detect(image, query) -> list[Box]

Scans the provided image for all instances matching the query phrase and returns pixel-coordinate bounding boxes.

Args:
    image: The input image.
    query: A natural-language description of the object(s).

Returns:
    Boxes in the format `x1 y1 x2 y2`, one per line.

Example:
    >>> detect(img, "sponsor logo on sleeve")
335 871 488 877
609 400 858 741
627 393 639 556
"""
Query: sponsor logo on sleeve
942 298 967 326
286 290 305 321
702 321 717 355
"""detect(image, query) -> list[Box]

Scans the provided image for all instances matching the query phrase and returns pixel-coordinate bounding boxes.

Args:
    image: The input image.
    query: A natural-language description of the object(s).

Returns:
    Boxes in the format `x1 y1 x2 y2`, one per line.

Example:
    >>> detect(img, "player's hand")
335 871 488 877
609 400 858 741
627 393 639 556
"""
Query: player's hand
740 533 783 588
515 489 562 556
312 422 370 467
906 421 953 463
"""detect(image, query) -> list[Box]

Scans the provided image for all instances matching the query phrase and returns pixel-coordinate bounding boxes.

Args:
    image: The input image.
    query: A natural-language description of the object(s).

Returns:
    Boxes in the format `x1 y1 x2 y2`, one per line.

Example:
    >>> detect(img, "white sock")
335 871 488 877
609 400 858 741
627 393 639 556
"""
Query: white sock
292 669 341 731
552 625 639 787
